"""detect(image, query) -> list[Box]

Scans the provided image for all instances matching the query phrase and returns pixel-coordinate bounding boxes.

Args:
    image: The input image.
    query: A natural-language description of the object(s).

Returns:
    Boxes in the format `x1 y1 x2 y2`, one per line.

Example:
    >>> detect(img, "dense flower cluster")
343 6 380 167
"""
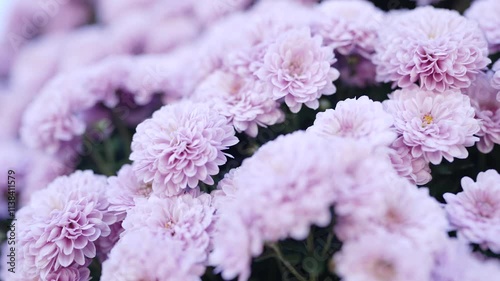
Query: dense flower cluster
2 0 500 281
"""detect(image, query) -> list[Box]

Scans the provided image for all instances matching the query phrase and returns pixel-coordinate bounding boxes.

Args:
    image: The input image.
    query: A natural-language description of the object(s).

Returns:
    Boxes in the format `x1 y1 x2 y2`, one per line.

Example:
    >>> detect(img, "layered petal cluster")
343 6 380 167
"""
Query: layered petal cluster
210 132 398 280
106 164 153 220
335 233 433 281
444 170 500 253
464 72 500 153
15 171 117 280
384 88 480 164
493 60 500 102
193 71 284 137
388 138 432 185
130 101 238 196
374 7 490 92
465 0 500 53
307 96 396 147
256 28 340 113
101 230 204 281
313 0 384 58
122 190 215 260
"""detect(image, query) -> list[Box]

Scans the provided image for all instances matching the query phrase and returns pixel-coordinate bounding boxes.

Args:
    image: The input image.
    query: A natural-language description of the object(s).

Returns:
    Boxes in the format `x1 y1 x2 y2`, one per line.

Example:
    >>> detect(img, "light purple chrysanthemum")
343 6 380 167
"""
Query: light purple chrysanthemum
106 164 153 220
130 101 238 196
464 71 500 154
193 71 284 137
384 88 480 165
444 170 500 253
388 137 432 185
101 230 205 281
432 238 500 281
335 54 377 87
122 190 215 259
492 60 500 102
16 170 117 279
374 7 490 92
465 0 500 53
313 0 383 58
335 233 433 281
335 177 449 252
256 27 340 113
307 96 396 147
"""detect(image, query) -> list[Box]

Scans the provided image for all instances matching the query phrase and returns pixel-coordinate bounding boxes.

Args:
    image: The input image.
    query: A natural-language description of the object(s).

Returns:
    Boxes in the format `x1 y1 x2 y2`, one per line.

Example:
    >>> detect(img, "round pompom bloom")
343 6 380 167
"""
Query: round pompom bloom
15 171 117 279
106 164 153 220
388 138 432 185
101 230 205 281
130 101 238 196
334 233 433 281
335 177 449 252
122 190 215 260
384 88 480 165
431 238 500 281
256 27 340 113
374 7 490 92
444 170 500 253
307 96 396 147
192 71 284 137
464 71 500 153
312 0 384 58
465 0 500 53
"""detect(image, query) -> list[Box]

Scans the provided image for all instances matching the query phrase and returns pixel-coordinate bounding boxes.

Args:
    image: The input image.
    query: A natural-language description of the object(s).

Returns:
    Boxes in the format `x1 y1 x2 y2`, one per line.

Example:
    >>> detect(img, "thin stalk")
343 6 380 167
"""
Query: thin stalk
111 109 132 157
321 232 334 258
269 243 307 281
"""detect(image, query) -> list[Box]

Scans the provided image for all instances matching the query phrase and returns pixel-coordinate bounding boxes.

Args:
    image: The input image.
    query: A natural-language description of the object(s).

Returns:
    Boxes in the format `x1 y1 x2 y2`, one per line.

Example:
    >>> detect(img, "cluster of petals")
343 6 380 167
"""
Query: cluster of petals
465 0 500 53
130 101 238 196
307 96 396 147
13 171 117 280
384 87 480 165
374 7 490 92
122 189 215 260
444 169 500 253
388 137 432 185
464 71 500 153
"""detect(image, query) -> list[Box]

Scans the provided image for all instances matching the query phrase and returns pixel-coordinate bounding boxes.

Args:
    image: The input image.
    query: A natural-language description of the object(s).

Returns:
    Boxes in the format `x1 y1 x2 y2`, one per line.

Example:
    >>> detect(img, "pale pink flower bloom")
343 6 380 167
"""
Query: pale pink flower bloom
465 0 500 53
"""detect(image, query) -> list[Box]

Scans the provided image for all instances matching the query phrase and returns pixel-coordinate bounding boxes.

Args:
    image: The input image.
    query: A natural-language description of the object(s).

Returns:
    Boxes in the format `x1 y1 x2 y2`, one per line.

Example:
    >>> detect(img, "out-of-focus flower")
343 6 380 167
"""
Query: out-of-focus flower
444 170 500 253
335 54 377 87
384 88 480 165
465 0 500 53
335 233 433 281
101 230 205 281
374 7 490 92
308 96 396 147
492 60 500 102
313 0 383 58
256 28 339 113
122 190 215 259
388 138 432 185
130 101 238 196
193 71 284 137
464 71 500 153
15 171 117 279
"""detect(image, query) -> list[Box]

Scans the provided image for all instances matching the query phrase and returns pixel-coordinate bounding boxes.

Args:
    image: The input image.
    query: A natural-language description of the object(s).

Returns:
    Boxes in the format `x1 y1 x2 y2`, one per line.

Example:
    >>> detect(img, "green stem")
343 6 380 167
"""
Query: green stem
321 232 334 258
89 146 114 176
269 244 307 281
111 109 132 157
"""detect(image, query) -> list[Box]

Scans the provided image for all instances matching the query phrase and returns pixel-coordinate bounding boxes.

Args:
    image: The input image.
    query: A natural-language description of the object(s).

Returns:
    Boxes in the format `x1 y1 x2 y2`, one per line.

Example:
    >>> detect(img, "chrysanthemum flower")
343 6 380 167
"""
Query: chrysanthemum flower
130 101 238 196
335 233 433 281
492 60 500 102
307 96 396 147
122 190 215 259
193 71 284 137
464 72 500 154
16 171 117 279
444 170 500 253
388 138 432 185
256 28 340 113
335 54 377 87
106 164 153 220
101 230 205 281
335 178 449 252
384 88 480 165
374 7 490 92
312 0 383 58
465 0 500 53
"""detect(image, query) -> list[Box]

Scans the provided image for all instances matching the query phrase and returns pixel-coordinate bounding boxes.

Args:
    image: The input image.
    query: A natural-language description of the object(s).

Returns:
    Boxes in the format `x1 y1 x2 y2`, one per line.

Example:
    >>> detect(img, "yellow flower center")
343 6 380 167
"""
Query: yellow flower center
422 114 433 127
